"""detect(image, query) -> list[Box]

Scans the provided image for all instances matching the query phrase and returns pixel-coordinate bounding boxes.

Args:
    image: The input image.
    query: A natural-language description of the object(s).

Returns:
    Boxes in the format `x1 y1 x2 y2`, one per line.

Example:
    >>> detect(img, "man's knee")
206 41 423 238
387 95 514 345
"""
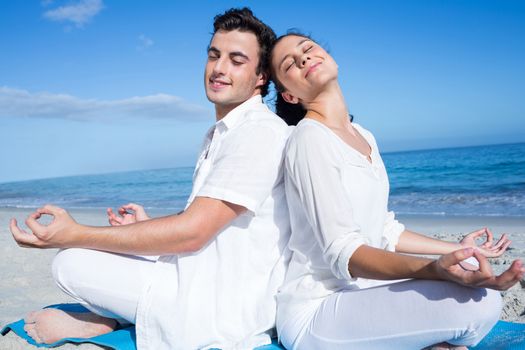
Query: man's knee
52 248 91 294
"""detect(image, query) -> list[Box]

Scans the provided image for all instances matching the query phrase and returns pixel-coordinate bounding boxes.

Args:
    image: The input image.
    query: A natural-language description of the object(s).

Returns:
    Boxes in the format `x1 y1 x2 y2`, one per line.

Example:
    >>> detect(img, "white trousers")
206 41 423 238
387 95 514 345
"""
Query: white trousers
52 248 155 325
282 280 502 350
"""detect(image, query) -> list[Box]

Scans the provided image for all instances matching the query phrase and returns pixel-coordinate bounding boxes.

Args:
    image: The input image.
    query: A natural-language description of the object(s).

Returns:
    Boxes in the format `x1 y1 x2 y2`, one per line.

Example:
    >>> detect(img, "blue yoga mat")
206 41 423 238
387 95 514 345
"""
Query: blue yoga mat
0 303 284 349
2 303 524 349
0 304 136 349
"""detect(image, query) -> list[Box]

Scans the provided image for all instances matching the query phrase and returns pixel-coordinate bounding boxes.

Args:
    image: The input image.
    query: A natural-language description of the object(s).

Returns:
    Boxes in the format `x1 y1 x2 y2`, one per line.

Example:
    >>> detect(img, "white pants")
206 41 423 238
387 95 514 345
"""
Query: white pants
282 280 501 350
52 248 155 325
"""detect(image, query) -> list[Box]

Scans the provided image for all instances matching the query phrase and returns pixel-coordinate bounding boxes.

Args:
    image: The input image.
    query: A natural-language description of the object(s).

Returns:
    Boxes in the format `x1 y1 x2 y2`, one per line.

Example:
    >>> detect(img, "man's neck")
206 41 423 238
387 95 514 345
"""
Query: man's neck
215 104 238 121
214 93 261 121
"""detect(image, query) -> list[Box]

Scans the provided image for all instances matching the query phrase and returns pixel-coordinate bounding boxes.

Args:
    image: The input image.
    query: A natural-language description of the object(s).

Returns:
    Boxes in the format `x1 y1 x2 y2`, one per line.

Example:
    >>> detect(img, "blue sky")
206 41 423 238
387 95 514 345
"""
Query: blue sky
1 0 524 183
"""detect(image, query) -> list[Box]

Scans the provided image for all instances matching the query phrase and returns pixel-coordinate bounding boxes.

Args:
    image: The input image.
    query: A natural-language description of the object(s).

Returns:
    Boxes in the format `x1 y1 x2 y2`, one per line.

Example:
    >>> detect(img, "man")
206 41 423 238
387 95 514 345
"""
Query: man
10 8 290 349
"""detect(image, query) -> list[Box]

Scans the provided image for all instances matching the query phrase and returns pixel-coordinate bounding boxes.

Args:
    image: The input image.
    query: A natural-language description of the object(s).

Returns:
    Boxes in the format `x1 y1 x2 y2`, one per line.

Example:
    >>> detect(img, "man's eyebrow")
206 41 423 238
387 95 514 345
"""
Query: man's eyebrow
279 38 311 70
208 46 220 54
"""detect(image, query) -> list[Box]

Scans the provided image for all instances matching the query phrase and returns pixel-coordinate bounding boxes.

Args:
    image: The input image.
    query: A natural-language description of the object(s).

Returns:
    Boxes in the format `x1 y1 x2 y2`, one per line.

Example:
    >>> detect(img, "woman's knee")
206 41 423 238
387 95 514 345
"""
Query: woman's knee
475 288 502 324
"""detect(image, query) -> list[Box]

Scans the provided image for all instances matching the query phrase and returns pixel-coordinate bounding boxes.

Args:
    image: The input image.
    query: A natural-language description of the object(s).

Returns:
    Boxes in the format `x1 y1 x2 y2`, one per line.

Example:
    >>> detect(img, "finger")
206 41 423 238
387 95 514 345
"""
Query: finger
118 206 130 217
109 217 122 226
490 234 508 250
492 240 512 257
484 227 494 245
25 212 45 233
123 203 141 211
492 260 524 290
468 228 487 237
107 209 122 223
473 249 491 274
36 204 62 216
440 248 475 269
10 219 39 246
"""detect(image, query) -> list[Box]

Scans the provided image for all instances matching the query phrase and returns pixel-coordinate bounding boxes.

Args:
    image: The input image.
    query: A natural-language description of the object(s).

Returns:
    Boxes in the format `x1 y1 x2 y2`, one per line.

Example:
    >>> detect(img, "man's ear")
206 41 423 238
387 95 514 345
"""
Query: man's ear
282 91 299 104
255 72 267 91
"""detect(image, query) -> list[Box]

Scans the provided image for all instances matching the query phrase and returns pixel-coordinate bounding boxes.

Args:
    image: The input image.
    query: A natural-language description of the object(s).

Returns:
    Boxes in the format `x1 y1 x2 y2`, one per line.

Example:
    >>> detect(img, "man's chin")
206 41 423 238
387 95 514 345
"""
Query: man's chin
205 91 230 105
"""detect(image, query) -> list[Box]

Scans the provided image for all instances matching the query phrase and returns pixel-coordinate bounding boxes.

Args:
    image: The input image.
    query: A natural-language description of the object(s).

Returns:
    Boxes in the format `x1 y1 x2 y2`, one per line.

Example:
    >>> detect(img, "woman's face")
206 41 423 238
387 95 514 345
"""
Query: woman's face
272 35 338 103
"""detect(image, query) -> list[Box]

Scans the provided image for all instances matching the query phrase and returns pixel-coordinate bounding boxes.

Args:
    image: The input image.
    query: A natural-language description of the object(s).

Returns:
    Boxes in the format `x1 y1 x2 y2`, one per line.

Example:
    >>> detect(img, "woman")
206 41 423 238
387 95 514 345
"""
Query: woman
270 33 524 350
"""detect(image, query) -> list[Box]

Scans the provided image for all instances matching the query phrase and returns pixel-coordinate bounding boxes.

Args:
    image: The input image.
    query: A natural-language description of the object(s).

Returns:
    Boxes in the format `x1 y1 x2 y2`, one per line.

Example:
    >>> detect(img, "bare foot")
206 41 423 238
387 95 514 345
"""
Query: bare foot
23 308 117 344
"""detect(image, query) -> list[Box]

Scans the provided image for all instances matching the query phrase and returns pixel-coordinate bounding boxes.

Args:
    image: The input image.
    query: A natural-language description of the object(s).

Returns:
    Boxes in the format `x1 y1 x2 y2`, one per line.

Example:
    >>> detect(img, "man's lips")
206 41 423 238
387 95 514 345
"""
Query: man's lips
209 78 231 89
305 62 321 78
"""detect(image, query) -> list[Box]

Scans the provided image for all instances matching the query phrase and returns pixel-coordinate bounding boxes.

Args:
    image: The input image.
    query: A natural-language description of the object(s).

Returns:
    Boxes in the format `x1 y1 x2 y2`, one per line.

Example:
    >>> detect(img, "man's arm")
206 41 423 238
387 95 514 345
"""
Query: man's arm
10 197 245 255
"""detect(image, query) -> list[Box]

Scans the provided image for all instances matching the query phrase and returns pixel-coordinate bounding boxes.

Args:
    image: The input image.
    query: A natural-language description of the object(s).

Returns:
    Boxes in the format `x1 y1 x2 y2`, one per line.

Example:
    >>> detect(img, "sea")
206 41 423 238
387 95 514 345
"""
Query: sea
0 142 524 217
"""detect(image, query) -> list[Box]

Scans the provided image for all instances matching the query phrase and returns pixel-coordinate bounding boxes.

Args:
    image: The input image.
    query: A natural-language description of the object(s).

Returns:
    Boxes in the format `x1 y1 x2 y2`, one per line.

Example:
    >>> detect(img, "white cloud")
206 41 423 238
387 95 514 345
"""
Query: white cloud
138 34 154 50
0 87 210 122
43 0 104 28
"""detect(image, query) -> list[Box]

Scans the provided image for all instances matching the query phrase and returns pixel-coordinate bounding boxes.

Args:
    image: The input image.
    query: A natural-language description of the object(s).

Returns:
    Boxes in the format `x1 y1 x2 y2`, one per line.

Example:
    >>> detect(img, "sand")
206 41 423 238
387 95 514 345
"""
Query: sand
0 208 524 349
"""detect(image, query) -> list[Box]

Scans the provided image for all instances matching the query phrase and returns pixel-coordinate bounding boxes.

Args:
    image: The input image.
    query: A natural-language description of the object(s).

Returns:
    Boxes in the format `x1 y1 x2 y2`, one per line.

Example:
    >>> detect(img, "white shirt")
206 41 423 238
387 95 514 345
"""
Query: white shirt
135 96 291 350
276 119 404 343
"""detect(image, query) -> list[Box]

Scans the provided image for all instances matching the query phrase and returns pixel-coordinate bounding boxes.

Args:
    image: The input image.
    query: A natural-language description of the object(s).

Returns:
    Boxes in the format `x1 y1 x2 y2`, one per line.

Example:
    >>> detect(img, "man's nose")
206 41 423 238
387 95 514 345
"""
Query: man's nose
212 56 227 74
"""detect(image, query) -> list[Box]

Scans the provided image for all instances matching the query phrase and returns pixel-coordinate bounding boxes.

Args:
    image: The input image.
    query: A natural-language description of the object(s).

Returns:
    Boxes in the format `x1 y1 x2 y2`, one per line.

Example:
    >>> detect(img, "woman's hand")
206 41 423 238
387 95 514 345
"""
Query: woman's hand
107 203 150 226
460 228 511 258
435 247 524 291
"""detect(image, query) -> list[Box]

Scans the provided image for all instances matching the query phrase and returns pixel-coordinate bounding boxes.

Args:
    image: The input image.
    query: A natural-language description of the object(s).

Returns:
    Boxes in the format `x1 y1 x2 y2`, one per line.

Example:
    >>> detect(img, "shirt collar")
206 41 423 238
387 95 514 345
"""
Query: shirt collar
216 95 262 132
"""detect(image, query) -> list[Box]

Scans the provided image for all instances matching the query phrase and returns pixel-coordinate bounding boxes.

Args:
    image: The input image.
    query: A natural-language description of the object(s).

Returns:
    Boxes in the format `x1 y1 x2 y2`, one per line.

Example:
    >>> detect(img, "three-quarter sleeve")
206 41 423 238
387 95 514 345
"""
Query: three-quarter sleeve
198 120 286 214
285 126 369 281
381 211 405 251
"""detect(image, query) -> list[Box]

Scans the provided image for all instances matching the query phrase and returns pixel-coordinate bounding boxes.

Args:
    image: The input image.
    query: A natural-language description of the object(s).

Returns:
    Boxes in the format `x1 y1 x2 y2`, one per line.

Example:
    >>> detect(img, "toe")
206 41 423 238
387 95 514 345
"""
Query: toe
23 323 34 333
24 310 38 323
25 325 43 344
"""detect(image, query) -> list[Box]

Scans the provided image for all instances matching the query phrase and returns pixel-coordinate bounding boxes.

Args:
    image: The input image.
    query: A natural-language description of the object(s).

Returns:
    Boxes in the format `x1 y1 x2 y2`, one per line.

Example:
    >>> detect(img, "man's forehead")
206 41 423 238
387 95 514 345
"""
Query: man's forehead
209 30 259 55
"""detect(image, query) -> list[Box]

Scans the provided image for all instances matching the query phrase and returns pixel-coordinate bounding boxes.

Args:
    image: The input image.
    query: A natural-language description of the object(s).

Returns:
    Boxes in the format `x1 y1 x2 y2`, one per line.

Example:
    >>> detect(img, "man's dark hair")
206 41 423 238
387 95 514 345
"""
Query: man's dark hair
212 7 276 97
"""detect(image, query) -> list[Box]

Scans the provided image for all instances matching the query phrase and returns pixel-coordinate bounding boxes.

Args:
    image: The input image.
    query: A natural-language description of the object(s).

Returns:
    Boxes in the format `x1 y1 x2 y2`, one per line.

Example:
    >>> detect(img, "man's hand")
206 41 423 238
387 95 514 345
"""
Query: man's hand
460 228 511 258
435 247 524 291
107 203 150 226
10 205 81 249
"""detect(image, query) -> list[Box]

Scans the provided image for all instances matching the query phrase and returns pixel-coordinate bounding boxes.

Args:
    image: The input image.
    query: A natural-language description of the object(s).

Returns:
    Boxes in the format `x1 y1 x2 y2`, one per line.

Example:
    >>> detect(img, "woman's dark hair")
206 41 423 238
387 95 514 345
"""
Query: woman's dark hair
271 32 354 126
271 32 310 125
212 8 276 97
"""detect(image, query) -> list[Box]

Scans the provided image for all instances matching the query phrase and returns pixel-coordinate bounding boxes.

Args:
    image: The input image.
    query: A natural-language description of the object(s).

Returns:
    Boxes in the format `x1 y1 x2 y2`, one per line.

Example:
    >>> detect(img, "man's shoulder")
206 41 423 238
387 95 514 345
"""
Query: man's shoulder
240 102 289 133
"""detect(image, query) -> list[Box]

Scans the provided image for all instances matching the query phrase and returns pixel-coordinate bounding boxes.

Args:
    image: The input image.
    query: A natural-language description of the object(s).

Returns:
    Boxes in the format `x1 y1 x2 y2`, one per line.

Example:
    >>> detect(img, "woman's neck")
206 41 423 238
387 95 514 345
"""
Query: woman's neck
304 81 351 130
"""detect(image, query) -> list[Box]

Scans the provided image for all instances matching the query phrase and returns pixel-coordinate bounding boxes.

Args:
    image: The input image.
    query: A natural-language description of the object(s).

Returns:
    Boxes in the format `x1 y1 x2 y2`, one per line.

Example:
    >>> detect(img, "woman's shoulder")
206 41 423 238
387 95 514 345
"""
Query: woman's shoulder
289 118 334 145
352 122 379 148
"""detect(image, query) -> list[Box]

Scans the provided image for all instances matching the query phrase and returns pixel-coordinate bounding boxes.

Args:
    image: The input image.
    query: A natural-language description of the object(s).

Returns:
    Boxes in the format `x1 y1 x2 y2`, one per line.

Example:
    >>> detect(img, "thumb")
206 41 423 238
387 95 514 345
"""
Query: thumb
440 248 475 269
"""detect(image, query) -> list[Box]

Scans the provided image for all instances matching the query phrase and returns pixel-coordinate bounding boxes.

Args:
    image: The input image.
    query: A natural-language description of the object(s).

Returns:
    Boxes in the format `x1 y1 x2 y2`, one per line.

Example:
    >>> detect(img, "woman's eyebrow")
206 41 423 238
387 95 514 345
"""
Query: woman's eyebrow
279 38 311 70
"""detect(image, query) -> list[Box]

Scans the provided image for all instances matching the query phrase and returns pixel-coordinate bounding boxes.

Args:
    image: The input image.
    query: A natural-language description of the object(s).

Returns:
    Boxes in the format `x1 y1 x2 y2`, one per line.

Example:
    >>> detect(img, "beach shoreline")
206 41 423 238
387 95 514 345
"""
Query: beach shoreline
1 208 524 349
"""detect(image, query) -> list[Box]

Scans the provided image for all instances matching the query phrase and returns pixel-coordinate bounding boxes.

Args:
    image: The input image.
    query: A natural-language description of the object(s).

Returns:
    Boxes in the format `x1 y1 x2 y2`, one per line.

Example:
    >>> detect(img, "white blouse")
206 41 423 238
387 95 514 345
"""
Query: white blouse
276 118 405 335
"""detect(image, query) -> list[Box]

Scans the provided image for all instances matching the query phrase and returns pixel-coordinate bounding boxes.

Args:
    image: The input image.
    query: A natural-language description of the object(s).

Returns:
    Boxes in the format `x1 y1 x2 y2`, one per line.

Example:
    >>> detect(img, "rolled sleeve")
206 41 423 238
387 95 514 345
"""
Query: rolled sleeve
286 127 369 281
198 123 286 214
382 211 405 251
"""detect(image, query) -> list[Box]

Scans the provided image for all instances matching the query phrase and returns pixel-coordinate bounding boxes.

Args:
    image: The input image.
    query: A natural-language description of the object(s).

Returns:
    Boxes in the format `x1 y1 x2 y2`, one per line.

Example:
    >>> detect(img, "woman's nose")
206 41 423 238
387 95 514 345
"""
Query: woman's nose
300 56 311 67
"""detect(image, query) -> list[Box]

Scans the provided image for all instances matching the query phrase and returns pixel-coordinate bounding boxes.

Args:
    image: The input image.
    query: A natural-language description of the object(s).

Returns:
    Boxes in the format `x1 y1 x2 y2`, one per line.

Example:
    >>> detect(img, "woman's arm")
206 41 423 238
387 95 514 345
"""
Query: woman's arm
348 244 524 291
395 228 510 257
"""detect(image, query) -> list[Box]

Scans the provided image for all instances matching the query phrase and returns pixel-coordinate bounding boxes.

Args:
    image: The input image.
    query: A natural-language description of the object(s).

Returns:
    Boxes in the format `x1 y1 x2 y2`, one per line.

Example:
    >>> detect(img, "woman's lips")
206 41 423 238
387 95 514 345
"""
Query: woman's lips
305 62 321 78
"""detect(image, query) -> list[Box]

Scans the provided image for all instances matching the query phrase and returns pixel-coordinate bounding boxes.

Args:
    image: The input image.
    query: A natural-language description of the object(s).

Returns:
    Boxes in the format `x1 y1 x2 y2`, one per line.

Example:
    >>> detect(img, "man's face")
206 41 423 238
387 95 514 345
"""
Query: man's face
205 29 265 117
